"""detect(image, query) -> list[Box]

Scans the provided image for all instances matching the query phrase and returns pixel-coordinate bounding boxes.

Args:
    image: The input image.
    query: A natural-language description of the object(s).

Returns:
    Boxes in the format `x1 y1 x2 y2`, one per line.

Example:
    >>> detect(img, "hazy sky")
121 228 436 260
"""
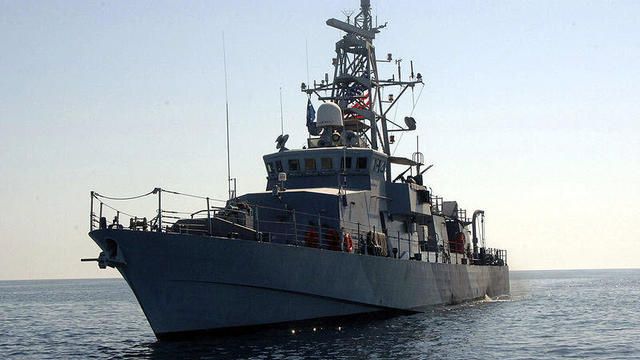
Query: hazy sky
1 0 639 280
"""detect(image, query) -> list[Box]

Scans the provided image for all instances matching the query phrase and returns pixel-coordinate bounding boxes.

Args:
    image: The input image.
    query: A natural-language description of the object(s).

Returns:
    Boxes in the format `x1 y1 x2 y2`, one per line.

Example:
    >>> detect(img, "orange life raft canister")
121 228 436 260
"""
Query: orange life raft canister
343 233 354 253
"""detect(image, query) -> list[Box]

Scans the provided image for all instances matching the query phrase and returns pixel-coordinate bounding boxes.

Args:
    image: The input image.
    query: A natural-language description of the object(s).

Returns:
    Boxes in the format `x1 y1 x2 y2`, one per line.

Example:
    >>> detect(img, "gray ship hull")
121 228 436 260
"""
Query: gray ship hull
90 229 509 338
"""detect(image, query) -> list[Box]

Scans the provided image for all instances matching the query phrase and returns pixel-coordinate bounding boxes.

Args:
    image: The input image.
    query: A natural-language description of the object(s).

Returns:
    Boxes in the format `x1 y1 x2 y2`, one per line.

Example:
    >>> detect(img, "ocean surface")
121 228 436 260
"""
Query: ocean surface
1 269 639 359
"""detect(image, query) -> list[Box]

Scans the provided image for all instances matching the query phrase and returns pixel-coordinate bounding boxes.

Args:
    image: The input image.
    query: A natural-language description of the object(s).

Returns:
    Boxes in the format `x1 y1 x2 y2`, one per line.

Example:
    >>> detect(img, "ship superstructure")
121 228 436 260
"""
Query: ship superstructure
83 0 509 340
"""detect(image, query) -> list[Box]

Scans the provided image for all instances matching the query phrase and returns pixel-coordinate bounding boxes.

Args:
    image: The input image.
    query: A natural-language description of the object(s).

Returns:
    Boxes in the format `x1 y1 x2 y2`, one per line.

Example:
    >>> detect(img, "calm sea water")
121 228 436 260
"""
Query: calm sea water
1 269 639 359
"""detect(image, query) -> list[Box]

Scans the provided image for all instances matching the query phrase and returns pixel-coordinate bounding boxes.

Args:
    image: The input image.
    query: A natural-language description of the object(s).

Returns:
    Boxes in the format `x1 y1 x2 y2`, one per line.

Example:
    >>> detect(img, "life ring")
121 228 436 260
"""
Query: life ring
305 230 319 248
326 229 341 251
343 233 353 253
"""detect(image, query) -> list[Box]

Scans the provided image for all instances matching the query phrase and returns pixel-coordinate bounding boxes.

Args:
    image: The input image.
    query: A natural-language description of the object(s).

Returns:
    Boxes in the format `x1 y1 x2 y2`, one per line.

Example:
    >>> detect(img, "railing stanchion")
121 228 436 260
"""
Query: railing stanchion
292 209 298 245
90 191 94 231
448 233 451 263
357 222 361 254
442 232 446 263
408 231 411 259
318 214 322 248
157 187 162 232
372 225 375 256
255 206 260 233
206 197 212 236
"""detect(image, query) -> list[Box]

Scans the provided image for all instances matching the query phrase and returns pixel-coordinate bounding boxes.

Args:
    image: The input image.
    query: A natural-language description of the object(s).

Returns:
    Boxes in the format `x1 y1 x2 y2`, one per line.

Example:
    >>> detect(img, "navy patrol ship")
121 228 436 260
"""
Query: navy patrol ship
83 0 509 340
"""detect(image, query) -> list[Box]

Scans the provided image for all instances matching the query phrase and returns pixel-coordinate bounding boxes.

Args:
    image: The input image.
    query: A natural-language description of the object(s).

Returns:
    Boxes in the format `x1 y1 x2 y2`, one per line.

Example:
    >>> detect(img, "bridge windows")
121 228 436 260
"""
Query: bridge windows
373 158 387 173
266 152 375 179
304 158 317 171
321 158 333 170
356 157 368 169
340 157 352 170
288 159 300 172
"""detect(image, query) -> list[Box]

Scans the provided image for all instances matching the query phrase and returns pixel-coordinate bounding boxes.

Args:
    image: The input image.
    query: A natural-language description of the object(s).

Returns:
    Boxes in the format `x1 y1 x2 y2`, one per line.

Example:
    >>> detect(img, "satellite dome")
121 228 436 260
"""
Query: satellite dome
316 103 343 128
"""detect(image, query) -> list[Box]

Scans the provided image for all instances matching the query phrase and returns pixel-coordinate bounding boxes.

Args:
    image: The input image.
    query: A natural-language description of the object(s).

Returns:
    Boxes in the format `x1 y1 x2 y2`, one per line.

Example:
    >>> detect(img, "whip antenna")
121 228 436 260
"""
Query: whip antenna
280 87 284 136
222 32 234 199
305 39 310 85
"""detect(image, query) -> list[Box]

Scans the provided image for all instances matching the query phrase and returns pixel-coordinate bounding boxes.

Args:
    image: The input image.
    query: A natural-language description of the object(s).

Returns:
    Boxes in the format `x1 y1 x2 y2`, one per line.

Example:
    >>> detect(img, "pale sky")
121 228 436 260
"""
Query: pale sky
1 0 638 280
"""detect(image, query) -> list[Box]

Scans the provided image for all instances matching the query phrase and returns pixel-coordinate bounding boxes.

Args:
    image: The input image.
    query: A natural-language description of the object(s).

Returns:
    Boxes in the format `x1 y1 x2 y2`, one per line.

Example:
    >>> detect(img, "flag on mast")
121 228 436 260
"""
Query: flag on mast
306 97 320 135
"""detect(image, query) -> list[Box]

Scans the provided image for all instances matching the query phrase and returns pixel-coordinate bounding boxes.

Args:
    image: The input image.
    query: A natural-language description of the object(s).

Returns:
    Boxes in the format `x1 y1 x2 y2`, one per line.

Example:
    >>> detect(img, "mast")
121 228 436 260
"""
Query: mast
302 0 423 181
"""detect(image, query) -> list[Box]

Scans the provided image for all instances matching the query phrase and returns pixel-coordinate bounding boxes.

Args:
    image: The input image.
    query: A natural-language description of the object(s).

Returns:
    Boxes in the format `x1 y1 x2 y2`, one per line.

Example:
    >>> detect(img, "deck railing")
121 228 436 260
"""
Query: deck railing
89 188 508 266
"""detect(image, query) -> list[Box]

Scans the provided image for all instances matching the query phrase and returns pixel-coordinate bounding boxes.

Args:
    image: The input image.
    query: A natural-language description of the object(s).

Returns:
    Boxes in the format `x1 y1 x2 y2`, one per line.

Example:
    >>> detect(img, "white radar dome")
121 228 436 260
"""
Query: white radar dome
316 102 343 128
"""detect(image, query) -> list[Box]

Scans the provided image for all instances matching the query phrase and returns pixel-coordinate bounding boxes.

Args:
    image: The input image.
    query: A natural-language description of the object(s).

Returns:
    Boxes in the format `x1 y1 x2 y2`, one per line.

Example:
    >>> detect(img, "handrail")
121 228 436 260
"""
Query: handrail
93 190 156 201
89 188 508 266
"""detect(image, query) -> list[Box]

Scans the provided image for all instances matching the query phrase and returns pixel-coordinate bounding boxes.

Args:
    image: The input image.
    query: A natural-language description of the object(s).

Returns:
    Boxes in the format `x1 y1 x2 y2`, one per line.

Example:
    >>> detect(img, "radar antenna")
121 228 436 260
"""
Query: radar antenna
276 134 289 152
